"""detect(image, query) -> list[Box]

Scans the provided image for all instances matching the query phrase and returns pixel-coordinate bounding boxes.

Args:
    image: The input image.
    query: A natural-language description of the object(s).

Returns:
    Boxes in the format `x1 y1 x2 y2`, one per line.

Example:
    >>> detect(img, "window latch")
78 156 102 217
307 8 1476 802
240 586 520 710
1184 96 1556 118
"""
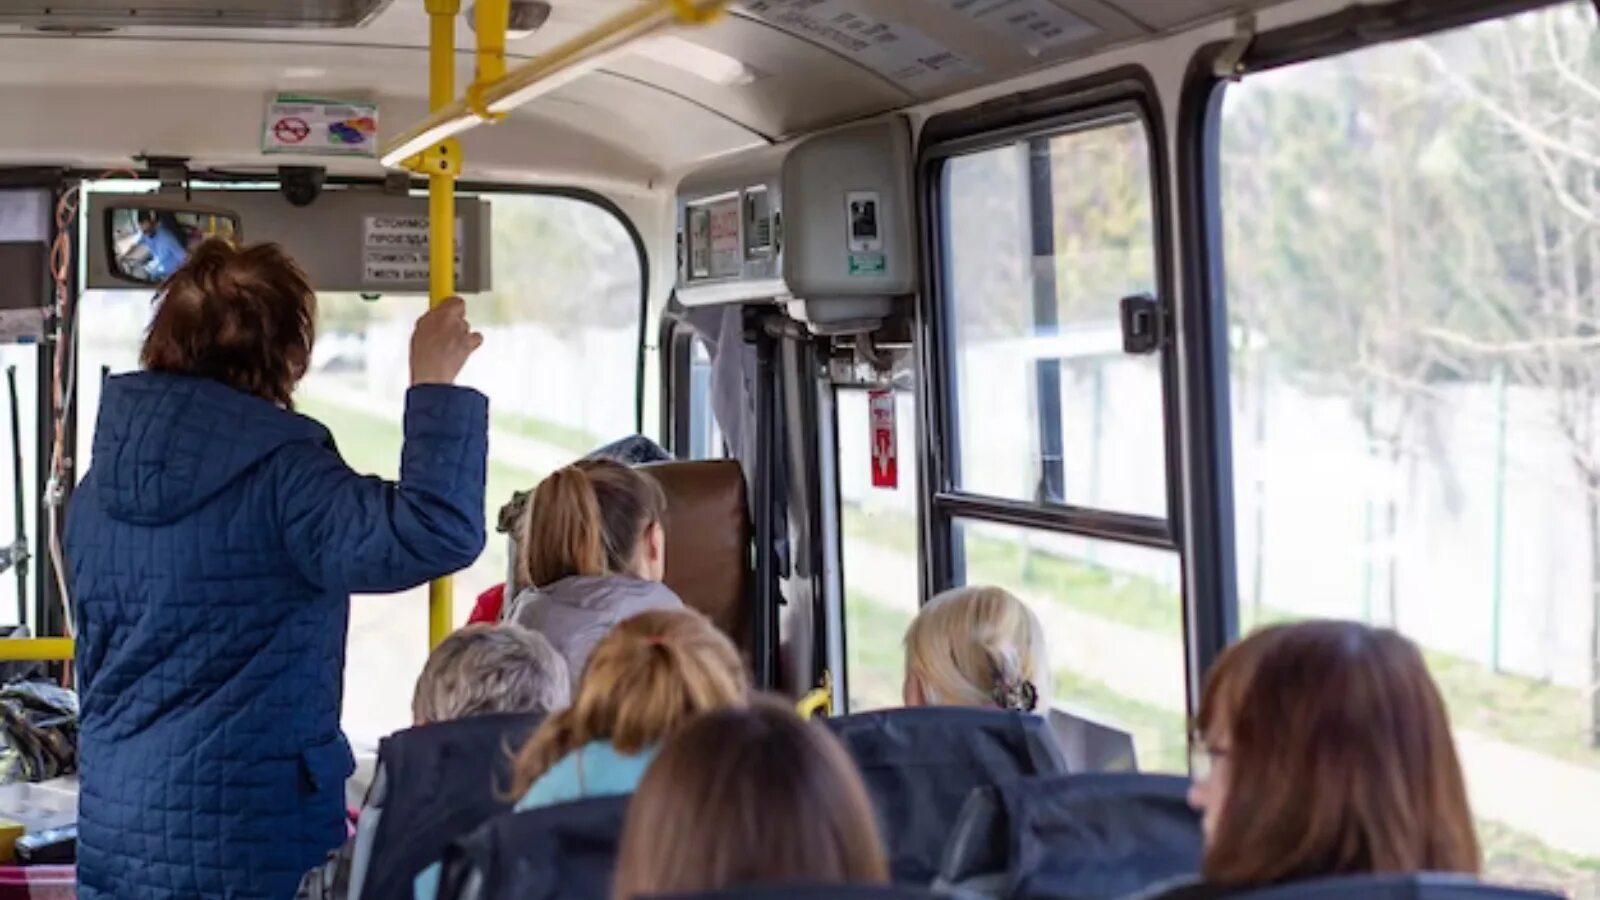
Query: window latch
1120 293 1167 356
1213 11 1256 82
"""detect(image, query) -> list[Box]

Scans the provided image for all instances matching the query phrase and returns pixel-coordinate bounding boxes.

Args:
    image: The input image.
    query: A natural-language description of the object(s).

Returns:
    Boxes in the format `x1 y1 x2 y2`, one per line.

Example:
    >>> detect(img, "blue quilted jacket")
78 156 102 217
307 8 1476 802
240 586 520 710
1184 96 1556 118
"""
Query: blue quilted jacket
66 372 489 900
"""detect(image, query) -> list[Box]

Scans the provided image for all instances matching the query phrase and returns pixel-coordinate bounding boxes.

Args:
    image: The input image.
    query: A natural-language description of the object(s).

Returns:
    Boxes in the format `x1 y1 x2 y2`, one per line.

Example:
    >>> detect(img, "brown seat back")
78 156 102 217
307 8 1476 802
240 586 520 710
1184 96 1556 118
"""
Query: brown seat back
639 460 752 654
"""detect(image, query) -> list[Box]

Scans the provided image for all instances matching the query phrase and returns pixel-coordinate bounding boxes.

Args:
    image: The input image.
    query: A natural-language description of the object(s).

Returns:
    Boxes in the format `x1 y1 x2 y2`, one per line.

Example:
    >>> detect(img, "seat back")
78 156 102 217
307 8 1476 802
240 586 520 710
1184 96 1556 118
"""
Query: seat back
652 887 941 899
940 773 1200 900
640 460 751 654
358 712 543 900
437 794 629 900
824 708 1067 886
1046 706 1138 773
1232 875 1564 900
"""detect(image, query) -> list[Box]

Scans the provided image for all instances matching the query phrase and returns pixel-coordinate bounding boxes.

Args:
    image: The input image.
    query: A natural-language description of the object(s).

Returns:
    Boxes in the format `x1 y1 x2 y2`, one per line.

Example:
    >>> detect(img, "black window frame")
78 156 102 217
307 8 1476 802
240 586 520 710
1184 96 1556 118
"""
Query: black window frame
918 66 1195 703
1174 0 1583 675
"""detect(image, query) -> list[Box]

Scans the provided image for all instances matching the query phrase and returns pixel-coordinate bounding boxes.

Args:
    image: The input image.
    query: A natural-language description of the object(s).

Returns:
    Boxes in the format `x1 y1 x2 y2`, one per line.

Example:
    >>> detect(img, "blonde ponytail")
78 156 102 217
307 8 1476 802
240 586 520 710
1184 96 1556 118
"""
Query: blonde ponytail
904 585 1049 712
521 465 607 589
511 609 747 796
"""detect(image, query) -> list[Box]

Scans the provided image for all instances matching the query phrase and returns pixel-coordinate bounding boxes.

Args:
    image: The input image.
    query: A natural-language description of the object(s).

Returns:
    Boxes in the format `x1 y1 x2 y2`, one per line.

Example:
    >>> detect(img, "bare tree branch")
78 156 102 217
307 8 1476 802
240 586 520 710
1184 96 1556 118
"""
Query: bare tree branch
1417 42 1600 169
1420 326 1600 356
1543 10 1600 108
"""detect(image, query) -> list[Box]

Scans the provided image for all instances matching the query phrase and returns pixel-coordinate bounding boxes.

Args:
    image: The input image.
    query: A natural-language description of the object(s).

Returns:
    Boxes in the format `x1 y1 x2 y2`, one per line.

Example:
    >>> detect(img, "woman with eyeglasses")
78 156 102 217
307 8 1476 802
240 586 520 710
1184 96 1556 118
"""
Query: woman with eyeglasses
1146 620 1480 898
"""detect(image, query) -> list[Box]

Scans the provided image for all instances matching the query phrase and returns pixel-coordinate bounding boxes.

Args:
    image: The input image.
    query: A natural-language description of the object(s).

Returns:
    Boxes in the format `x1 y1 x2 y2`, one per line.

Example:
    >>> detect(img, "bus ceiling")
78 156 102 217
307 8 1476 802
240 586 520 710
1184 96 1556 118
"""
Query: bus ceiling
0 0 1303 187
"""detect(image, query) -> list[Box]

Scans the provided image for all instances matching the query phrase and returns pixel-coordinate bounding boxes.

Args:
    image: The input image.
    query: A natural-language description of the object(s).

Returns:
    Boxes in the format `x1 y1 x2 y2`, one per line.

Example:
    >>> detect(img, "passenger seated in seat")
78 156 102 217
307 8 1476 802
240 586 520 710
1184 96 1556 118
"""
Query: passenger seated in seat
469 436 673 626
902 585 1048 712
411 624 571 724
1141 621 1479 899
506 460 684 679
467 490 535 625
297 624 570 900
411 609 747 900
612 698 888 898
510 608 746 809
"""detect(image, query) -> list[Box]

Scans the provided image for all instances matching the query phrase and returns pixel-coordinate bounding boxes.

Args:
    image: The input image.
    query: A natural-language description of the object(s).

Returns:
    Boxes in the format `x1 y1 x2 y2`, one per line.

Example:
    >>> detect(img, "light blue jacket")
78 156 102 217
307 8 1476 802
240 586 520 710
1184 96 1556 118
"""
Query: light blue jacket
138 224 187 277
414 741 656 900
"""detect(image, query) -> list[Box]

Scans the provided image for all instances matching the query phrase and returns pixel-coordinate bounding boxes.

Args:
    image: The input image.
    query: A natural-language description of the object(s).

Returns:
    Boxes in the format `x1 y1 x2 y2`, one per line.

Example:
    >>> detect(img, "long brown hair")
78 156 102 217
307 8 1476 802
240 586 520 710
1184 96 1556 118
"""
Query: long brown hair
1194 622 1288 743
510 609 746 796
612 697 888 899
519 460 667 589
1203 620 1480 886
141 239 316 408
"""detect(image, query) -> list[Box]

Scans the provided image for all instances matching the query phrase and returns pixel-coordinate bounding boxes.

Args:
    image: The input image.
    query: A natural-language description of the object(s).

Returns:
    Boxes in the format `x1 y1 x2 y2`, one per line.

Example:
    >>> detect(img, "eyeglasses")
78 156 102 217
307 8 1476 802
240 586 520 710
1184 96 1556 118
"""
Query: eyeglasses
1189 739 1229 780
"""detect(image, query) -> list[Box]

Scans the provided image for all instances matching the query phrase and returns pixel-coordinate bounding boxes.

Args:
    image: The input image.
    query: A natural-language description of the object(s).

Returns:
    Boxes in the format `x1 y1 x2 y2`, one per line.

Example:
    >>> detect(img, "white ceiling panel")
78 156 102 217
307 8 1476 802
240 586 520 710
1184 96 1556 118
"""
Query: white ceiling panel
0 0 1307 181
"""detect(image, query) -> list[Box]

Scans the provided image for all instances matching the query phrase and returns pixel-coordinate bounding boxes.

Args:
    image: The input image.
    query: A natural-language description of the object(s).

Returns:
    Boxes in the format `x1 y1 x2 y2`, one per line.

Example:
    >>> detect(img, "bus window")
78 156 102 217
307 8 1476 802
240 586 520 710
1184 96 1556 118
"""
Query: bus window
75 191 644 748
934 108 1181 767
1219 2 1599 893
942 118 1163 517
837 385 918 711
953 520 1186 771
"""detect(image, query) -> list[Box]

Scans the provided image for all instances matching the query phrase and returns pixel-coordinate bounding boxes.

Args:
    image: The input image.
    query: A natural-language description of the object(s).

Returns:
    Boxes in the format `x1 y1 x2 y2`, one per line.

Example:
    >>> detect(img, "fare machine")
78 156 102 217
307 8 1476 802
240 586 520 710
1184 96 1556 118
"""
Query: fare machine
675 116 916 331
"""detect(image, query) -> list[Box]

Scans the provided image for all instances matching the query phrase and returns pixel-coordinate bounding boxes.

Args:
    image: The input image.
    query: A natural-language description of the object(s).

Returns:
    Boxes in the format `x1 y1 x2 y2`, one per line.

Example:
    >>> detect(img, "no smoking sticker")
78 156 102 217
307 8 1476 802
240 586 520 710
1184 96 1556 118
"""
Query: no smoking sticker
263 94 379 157
272 117 311 145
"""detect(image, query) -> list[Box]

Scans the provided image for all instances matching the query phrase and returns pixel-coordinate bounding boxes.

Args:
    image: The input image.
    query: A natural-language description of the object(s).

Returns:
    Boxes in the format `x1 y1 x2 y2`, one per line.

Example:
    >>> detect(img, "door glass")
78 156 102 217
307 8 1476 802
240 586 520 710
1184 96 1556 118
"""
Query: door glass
1221 3 1600 893
838 387 919 711
687 337 725 460
942 119 1165 517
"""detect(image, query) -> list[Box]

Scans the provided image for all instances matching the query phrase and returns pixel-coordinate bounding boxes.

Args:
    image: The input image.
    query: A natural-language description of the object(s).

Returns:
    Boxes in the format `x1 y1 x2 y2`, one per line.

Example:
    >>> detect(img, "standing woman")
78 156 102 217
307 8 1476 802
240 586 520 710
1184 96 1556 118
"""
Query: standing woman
66 241 489 900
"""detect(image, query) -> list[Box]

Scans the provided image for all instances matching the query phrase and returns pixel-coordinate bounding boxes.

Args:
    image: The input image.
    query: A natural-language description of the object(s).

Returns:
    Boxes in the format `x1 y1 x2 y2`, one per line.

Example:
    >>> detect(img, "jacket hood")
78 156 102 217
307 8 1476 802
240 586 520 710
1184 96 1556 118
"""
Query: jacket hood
519 575 682 614
88 372 331 525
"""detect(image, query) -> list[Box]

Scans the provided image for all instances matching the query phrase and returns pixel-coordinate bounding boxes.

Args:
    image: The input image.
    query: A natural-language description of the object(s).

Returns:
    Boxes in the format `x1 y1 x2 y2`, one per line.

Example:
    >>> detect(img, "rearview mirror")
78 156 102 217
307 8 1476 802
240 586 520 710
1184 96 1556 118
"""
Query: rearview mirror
104 200 242 285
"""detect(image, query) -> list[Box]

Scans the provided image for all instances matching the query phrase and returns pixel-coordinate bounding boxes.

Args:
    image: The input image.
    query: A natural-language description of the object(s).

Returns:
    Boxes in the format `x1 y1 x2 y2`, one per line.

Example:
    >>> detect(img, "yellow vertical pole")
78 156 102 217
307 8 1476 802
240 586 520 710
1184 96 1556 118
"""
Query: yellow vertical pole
426 0 460 648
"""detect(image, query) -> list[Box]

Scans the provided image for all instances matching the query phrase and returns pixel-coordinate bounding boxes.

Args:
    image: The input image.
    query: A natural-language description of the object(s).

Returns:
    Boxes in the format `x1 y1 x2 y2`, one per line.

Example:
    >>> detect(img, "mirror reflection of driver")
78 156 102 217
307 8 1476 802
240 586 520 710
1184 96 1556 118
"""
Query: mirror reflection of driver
136 211 188 279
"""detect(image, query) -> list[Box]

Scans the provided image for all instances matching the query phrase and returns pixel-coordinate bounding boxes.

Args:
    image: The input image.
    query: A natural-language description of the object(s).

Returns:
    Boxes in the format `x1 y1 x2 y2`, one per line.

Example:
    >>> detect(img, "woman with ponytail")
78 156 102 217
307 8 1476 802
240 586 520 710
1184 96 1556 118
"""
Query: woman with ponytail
902 585 1050 713
506 460 682 681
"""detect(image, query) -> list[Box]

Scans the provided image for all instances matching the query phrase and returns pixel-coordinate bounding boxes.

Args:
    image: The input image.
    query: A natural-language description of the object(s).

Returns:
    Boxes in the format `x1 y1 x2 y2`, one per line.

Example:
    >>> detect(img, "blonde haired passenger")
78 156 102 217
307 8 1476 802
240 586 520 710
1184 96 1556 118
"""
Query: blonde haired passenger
510 607 747 808
903 585 1049 712
506 460 682 681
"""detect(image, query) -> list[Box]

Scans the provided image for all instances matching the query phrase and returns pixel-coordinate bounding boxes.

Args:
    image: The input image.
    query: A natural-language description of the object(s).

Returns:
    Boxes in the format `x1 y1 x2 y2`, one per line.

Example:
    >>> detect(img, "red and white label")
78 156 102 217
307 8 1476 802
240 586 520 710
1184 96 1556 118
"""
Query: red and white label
868 389 898 489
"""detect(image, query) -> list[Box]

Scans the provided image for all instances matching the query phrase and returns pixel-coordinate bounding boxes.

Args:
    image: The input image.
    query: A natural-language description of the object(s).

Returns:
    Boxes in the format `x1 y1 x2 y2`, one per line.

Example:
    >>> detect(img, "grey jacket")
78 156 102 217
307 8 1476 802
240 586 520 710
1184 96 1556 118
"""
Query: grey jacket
506 575 684 681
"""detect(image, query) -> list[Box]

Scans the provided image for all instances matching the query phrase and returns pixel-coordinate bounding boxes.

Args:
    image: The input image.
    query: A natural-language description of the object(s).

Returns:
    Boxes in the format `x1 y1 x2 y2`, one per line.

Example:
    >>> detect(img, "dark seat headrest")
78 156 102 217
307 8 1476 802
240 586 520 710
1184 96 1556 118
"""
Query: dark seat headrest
940 772 1201 900
651 886 940 899
362 712 544 900
639 460 751 653
438 794 629 900
823 708 1068 885
1229 874 1564 900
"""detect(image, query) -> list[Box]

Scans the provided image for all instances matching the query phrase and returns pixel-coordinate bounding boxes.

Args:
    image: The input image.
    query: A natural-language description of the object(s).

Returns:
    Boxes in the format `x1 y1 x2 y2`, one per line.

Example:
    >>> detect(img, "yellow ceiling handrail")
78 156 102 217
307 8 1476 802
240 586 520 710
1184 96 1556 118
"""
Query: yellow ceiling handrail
422 0 466 649
381 0 729 168
466 0 510 120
